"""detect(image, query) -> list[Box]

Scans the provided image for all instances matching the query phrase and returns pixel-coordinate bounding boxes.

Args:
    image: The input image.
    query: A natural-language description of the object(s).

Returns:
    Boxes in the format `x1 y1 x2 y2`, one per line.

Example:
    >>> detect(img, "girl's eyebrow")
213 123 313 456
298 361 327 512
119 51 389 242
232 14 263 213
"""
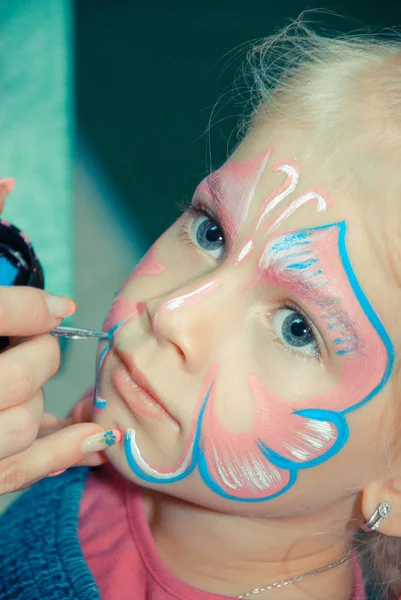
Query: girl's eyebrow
264 261 360 341
196 177 237 241
289 275 360 341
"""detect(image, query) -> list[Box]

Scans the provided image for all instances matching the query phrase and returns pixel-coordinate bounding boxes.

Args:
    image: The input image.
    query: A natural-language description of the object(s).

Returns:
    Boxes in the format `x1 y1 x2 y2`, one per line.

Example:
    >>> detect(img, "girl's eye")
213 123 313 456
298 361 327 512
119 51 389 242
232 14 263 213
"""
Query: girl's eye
272 308 319 356
189 214 225 260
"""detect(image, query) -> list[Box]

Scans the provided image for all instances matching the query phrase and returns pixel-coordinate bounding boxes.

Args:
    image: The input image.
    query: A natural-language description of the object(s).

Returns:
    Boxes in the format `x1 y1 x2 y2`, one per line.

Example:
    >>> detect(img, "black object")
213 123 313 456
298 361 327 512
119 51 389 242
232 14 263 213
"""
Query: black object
0 220 45 350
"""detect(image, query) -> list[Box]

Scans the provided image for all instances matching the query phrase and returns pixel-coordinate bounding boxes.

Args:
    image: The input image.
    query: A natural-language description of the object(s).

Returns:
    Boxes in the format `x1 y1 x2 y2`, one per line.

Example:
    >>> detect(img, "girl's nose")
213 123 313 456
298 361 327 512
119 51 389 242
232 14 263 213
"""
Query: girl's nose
145 277 226 370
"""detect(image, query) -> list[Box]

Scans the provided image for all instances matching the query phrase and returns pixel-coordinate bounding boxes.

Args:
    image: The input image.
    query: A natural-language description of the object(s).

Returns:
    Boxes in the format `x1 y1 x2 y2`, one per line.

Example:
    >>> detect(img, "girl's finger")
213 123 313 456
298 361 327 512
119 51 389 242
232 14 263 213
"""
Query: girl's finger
0 334 60 410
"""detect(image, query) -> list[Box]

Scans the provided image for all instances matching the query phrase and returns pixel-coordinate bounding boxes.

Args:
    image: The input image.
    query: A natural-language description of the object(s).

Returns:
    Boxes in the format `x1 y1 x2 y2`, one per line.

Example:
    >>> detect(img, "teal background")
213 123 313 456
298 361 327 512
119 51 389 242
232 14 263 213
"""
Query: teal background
0 0 73 298
75 1 401 245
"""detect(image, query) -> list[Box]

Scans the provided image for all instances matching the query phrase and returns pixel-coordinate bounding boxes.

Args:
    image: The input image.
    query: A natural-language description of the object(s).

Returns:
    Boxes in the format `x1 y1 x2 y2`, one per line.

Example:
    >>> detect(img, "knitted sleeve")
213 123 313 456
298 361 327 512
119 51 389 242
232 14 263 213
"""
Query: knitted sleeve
0 467 100 600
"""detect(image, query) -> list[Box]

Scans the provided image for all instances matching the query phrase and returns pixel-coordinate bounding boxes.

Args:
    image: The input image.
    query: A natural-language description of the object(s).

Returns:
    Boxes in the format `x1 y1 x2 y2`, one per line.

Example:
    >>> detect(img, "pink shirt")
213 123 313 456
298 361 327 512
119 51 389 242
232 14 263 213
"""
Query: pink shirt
79 468 366 600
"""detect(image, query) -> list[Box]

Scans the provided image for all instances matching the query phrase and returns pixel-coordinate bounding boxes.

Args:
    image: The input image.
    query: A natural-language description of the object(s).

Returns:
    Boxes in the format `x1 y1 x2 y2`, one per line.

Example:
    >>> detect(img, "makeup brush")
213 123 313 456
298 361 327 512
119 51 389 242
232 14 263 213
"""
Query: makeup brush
48 326 109 340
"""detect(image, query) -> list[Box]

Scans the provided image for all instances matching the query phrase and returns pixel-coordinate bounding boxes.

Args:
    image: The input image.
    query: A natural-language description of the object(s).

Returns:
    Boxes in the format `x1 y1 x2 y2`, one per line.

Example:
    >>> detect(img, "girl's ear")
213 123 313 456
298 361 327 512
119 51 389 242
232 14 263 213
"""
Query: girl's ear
361 479 401 536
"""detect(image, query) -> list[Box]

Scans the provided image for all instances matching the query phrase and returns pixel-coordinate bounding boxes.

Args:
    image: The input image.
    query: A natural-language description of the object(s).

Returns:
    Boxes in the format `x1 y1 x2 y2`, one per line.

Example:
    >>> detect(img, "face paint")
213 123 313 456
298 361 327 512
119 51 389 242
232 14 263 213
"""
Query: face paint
94 344 111 408
262 190 333 235
134 243 166 278
235 239 255 265
199 219 393 500
196 148 273 241
105 148 393 502
123 225 392 500
95 243 165 409
125 366 217 481
257 162 300 231
124 220 392 500
154 279 221 330
103 242 164 332
258 223 382 369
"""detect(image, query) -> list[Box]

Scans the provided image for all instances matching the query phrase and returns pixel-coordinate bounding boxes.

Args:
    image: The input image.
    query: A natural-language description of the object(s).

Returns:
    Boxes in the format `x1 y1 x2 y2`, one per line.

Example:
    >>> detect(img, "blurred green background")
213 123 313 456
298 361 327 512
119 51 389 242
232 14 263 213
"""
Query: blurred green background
75 0 401 242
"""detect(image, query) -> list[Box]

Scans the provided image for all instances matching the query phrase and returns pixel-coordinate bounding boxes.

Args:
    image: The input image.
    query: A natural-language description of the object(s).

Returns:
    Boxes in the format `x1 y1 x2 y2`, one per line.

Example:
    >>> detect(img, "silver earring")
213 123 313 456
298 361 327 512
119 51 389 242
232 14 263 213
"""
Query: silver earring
361 502 392 532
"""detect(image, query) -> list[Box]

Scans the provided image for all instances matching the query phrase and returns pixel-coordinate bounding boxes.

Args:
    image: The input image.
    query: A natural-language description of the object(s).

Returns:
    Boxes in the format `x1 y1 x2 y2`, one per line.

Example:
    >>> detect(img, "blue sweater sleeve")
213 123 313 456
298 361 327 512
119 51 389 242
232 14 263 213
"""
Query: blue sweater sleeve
0 467 100 600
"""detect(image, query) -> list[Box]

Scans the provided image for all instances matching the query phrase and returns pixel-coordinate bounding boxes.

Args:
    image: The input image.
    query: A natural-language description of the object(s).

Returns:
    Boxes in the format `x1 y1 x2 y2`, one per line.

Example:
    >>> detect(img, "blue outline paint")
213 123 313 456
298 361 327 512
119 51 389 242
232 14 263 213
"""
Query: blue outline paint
94 344 111 408
123 221 394 502
335 221 394 413
93 318 139 409
258 409 349 470
124 387 211 484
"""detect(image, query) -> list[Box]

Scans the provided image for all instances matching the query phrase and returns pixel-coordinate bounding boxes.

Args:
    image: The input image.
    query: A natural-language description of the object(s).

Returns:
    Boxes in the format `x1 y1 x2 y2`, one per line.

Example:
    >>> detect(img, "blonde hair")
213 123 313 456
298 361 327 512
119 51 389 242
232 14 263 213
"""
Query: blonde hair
240 16 401 292
241 15 401 599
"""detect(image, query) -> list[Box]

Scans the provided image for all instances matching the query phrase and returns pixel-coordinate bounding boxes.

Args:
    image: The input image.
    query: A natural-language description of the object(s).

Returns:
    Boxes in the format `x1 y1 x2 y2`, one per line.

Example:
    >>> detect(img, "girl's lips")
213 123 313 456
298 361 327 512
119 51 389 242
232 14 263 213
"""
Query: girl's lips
112 351 178 424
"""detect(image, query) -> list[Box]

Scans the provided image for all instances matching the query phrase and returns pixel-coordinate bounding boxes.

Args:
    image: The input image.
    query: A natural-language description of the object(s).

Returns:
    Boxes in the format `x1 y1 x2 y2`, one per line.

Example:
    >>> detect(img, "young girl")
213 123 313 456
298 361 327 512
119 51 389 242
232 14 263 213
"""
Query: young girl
1 19 401 600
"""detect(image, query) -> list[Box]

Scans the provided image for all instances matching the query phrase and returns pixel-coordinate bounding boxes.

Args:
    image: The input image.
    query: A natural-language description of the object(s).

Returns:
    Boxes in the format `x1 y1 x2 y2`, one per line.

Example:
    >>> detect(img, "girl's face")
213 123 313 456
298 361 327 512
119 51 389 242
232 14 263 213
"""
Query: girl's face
94 130 397 517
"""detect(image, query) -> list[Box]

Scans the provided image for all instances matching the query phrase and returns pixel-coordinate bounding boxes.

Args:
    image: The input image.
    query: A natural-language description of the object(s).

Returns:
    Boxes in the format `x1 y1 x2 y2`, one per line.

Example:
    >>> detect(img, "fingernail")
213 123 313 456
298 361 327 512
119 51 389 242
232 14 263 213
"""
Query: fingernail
46 294 76 318
0 178 15 194
81 429 122 454
48 469 66 477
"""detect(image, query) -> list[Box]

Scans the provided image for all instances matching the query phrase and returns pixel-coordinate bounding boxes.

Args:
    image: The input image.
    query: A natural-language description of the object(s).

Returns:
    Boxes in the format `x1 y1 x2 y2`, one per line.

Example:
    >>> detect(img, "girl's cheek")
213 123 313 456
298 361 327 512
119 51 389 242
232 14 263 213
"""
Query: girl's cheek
104 218 222 331
252 329 337 402
102 237 168 331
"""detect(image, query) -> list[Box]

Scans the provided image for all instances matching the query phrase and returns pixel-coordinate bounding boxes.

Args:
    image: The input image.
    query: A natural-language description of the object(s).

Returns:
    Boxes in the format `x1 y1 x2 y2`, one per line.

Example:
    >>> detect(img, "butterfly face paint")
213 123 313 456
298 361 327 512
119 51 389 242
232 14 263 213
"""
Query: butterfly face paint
101 148 393 502
196 223 393 501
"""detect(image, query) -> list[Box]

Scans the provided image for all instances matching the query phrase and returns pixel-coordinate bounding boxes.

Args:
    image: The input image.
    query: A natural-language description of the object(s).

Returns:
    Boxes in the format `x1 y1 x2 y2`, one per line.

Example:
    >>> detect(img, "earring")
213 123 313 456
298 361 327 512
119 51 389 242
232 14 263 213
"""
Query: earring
361 502 392 532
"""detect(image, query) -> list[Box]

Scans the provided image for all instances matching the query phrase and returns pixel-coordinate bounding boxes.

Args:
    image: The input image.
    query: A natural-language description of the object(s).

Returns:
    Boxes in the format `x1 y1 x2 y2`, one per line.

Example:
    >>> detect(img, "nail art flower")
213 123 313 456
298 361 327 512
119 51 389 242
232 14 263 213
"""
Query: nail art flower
102 430 118 446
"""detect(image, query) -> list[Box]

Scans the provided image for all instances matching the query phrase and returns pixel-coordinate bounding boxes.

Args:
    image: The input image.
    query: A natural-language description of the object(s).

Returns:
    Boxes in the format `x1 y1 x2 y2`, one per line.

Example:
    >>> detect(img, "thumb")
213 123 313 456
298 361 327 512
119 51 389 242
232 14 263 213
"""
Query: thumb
0 423 122 494
0 178 15 212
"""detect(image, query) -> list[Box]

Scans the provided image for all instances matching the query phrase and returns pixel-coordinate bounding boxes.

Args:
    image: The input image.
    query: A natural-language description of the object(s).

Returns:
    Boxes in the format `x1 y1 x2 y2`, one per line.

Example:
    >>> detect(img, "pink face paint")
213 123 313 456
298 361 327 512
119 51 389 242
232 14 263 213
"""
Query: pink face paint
103 242 165 331
245 375 338 466
195 148 273 240
199 376 292 499
256 162 300 231
134 243 166 277
265 225 388 413
154 279 221 330
257 224 389 402
263 190 334 235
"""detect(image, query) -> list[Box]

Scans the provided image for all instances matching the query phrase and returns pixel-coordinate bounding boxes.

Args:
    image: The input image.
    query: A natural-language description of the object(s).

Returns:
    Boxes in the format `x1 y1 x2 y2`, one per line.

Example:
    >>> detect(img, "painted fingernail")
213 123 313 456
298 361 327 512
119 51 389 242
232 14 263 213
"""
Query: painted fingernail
46 294 76 318
81 429 122 454
48 469 66 477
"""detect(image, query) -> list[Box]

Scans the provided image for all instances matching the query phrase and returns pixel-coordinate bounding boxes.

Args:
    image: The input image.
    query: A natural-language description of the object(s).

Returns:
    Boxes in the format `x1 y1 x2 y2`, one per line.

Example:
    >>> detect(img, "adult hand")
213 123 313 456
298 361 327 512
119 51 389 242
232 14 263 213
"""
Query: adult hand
0 179 120 495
